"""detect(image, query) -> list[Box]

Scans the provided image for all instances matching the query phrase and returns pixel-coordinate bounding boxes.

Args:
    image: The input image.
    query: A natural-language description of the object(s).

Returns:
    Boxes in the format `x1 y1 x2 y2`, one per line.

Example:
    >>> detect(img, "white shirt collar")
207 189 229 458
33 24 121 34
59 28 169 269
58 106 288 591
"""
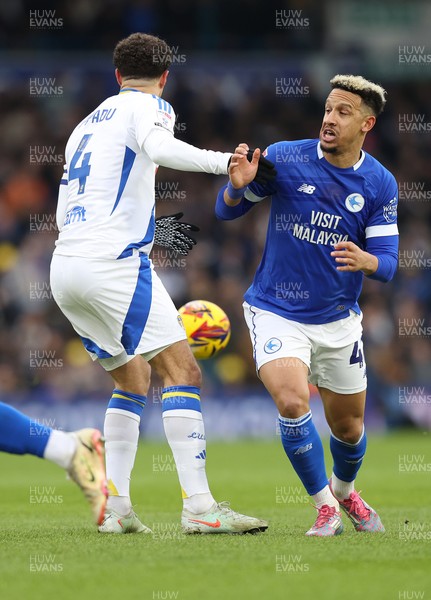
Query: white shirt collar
317 141 365 171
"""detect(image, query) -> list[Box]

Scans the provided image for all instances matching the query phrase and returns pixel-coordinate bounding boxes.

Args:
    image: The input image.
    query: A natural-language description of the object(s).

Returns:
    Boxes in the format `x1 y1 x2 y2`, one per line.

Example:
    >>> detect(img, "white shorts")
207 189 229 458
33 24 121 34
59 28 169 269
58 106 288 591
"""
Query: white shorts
243 302 367 395
50 253 186 371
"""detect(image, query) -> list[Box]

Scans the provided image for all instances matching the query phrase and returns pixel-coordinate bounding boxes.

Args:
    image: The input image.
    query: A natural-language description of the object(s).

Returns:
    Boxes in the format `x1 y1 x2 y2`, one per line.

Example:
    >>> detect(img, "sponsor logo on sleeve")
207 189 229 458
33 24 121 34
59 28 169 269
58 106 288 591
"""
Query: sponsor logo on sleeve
155 110 173 131
383 197 398 222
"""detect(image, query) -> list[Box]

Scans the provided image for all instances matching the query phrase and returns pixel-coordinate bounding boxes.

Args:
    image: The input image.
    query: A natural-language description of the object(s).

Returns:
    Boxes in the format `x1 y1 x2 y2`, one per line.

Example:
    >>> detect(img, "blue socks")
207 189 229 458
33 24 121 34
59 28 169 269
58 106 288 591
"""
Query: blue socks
161 385 202 414
107 388 146 416
279 411 328 496
279 410 366 500
330 428 367 482
0 402 51 457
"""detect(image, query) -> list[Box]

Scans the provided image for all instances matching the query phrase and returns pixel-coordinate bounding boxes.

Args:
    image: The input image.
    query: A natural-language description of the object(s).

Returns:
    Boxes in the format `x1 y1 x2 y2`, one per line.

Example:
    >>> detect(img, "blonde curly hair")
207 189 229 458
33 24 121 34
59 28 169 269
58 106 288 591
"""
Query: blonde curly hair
330 75 387 116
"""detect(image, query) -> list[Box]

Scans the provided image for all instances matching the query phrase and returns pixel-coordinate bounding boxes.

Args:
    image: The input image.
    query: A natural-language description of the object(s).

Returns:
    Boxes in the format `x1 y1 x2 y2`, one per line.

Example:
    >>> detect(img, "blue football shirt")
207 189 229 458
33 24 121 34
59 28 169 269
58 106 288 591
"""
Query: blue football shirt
221 139 399 324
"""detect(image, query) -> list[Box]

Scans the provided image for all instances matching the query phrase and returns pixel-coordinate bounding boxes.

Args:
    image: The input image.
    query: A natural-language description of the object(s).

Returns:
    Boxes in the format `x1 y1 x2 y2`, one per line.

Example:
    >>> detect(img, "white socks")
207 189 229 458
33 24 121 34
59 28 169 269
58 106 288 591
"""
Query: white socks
312 475 355 508
183 492 215 514
104 388 216 516
331 473 355 501
312 484 339 509
104 409 140 516
43 429 77 470
162 412 215 514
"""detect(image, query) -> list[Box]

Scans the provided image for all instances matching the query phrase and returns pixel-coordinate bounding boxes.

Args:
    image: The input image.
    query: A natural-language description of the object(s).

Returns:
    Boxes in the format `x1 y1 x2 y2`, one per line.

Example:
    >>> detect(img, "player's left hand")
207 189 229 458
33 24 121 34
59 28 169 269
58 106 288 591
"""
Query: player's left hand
331 241 378 275
154 212 199 255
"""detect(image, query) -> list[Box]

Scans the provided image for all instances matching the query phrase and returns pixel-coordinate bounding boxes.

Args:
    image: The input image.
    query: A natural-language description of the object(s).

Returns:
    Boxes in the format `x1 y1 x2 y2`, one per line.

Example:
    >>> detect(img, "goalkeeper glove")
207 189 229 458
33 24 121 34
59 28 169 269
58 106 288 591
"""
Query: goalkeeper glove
153 212 199 255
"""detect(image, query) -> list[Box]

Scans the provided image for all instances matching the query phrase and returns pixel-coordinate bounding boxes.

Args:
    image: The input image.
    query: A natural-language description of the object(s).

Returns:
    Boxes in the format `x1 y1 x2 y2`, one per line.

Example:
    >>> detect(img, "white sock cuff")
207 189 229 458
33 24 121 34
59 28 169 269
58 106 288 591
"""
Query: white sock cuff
106 408 141 423
162 409 203 420
331 425 365 446
105 440 137 450
278 411 312 427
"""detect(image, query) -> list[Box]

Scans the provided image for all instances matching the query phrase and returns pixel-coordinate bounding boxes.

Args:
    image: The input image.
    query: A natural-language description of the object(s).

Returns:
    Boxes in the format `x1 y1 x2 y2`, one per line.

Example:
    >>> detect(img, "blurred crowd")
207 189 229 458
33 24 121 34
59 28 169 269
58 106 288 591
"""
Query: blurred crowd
0 0 325 53
0 3 430 429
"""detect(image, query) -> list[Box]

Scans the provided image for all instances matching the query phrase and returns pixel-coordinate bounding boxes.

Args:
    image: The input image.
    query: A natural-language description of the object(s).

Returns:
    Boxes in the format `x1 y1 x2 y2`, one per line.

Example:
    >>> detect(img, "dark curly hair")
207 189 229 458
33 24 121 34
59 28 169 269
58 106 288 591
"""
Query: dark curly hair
113 33 172 80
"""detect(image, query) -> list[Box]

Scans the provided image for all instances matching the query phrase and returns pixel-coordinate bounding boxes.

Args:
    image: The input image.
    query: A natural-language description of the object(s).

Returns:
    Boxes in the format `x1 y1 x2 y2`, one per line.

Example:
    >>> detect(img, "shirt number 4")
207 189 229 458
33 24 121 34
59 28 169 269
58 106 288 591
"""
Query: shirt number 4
69 134 93 194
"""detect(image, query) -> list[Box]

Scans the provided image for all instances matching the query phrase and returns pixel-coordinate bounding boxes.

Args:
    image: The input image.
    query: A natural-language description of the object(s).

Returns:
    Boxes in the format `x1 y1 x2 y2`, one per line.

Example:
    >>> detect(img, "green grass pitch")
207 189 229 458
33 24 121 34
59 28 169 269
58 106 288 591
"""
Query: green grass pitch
0 432 430 600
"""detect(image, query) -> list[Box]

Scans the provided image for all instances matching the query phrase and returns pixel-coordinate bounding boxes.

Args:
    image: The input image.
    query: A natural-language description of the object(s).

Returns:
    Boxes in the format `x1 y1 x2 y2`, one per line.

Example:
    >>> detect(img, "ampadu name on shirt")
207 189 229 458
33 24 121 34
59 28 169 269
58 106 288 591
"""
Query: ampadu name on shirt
292 210 348 245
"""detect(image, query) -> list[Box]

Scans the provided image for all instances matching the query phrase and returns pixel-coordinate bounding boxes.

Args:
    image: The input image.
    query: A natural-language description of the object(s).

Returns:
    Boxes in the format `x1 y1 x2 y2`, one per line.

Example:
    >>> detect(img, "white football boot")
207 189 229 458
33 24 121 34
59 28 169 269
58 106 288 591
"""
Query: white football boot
98 509 152 534
182 501 268 534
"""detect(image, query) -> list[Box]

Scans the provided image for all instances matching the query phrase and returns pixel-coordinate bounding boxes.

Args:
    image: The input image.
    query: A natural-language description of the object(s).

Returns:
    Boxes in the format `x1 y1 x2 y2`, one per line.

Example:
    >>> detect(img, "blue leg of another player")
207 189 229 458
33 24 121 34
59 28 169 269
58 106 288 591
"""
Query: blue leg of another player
0 401 108 525
0 401 51 457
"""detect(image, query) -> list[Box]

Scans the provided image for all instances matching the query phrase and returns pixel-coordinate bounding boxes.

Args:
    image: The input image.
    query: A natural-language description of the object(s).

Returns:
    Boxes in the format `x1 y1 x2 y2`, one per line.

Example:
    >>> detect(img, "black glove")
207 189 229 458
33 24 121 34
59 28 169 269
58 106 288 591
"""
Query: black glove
246 150 277 185
154 212 199 255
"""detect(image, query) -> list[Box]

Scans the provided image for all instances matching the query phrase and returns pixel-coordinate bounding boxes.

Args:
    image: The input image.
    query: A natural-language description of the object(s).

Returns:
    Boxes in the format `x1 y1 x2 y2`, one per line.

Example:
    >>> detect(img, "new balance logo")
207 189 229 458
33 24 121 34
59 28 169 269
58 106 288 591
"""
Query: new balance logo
294 443 313 455
297 183 316 194
195 450 206 460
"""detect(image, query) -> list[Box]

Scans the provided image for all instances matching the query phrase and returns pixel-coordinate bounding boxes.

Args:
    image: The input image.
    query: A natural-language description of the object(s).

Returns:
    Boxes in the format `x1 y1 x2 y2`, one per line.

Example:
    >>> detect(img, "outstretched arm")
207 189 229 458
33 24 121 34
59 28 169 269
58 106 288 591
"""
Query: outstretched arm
144 127 231 175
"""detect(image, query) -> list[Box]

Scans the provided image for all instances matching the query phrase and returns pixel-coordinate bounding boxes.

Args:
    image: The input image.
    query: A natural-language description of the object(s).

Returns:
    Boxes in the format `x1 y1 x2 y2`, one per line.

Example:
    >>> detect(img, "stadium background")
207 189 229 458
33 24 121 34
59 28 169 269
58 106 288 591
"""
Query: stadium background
0 0 430 439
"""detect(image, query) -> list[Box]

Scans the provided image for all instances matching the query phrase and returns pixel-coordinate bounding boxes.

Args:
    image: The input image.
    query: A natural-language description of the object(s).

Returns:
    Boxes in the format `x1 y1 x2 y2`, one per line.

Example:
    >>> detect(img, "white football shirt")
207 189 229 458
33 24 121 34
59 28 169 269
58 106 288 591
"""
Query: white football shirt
54 89 230 259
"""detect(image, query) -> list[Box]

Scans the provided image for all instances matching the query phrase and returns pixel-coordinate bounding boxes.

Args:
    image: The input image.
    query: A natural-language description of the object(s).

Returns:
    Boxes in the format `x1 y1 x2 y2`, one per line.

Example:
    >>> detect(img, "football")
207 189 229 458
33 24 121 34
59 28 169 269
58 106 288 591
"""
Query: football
178 300 231 360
